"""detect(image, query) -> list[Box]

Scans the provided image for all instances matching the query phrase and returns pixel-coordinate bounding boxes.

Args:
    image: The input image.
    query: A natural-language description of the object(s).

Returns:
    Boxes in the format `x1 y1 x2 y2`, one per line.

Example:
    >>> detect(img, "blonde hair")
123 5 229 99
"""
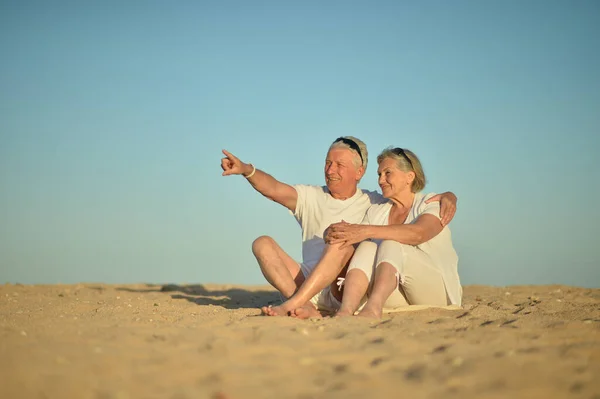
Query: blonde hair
377 147 426 192
329 136 368 171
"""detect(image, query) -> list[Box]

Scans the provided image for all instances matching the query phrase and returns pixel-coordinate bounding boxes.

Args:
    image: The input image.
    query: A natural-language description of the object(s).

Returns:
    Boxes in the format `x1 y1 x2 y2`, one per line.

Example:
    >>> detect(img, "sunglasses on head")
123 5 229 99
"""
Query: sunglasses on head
392 147 413 168
334 137 363 165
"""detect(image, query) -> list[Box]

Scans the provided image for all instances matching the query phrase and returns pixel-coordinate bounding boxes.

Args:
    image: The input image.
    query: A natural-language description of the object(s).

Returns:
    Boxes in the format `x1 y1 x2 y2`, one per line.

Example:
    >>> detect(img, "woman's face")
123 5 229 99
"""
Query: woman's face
377 157 414 198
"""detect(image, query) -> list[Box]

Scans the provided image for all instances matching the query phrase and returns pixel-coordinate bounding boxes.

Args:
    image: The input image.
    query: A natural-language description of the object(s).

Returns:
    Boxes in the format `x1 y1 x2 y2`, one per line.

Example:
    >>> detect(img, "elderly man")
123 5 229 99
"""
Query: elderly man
221 137 457 317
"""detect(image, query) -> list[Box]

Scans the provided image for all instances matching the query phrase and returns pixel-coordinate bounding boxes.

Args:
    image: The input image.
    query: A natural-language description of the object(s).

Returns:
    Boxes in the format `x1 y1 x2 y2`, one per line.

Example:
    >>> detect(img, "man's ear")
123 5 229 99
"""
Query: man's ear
356 166 365 181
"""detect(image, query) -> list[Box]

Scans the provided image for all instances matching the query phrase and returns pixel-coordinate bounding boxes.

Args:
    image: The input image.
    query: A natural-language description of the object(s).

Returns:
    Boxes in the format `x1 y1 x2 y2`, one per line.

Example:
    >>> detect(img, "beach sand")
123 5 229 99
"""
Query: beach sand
1 283 598 399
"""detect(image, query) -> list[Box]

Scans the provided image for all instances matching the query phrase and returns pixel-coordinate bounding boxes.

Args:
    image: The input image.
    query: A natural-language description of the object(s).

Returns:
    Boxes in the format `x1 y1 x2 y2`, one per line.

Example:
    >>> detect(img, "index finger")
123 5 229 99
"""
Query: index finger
222 149 238 160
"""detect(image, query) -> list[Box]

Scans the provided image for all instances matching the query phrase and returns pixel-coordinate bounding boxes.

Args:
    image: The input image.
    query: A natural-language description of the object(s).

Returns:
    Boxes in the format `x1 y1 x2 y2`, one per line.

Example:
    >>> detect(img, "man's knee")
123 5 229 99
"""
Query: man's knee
324 242 355 259
251 235 276 256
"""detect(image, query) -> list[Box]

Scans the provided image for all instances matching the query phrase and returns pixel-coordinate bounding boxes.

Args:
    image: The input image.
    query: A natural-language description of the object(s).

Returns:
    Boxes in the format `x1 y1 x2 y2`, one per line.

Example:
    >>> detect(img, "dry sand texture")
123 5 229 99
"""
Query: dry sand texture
1 283 599 399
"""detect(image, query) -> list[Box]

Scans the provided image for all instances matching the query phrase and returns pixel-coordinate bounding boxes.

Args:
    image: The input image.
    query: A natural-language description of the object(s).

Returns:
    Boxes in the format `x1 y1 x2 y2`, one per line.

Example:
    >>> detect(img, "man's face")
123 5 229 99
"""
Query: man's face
324 148 362 195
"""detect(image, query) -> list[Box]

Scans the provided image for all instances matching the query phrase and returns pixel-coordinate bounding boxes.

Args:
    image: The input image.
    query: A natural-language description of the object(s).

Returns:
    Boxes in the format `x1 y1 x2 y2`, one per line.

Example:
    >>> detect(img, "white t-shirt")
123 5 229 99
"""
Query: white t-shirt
293 185 385 273
362 192 462 305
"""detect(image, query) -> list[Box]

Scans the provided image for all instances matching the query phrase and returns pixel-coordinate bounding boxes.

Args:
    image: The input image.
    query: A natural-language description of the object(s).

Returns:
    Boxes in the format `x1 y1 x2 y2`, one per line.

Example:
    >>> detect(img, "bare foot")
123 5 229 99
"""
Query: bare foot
334 309 354 318
260 304 290 316
356 305 382 319
260 305 272 316
291 303 322 319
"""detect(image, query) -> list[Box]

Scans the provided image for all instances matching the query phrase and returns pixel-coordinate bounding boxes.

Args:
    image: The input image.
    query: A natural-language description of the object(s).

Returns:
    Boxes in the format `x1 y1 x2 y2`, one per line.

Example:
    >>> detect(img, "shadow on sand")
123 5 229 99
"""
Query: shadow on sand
117 284 281 310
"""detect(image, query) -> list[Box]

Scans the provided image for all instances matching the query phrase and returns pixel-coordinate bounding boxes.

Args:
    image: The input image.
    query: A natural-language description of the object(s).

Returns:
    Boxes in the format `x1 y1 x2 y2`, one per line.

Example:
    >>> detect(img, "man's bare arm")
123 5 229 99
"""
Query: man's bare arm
221 149 297 212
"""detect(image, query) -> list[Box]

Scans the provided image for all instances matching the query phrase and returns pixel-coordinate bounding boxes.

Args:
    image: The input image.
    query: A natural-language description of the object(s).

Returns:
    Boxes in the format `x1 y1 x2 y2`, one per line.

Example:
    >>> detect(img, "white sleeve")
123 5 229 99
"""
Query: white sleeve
417 192 441 221
293 185 317 224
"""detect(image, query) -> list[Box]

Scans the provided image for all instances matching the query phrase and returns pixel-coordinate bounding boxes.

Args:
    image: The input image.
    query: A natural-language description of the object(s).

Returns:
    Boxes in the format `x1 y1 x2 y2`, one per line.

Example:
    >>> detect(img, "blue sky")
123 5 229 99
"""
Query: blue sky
1 1 599 288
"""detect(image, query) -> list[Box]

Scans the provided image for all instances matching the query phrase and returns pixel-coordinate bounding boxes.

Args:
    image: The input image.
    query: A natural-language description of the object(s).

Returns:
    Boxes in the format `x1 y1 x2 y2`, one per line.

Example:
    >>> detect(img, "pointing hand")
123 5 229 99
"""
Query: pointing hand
221 149 251 176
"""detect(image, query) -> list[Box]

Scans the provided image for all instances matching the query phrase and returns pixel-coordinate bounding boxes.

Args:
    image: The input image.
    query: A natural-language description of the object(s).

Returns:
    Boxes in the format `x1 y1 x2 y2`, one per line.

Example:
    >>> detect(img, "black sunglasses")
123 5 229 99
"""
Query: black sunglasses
392 147 413 168
334 137 363 165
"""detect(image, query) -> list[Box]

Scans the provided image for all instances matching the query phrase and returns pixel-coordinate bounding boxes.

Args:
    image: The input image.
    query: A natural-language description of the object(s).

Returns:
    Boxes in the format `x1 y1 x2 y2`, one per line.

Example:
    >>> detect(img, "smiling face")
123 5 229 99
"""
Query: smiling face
377 157 415 198
324 148 364 199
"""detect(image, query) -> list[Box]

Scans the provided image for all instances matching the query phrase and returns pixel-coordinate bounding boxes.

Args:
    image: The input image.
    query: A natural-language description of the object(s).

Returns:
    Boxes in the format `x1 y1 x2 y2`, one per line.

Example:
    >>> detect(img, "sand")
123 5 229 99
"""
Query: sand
1 283 598 399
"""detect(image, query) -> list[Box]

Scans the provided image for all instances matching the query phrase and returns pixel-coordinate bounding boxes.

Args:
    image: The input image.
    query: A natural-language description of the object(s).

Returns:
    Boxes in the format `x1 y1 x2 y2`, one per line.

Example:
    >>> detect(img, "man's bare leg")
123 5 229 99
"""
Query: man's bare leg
357 262 397 319
335 269 369 317
251 236 305 315
291 265 349 320
266 243 355 316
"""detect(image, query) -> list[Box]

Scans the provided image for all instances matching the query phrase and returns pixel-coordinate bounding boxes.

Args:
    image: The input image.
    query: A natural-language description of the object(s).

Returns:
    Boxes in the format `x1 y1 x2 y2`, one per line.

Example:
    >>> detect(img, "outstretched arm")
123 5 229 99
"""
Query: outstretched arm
425 191 457 226
221 149 298 212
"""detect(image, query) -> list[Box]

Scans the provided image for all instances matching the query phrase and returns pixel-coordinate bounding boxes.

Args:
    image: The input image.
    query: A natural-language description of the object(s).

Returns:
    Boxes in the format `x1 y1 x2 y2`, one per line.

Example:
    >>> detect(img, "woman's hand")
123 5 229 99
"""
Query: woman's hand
325 221 366 248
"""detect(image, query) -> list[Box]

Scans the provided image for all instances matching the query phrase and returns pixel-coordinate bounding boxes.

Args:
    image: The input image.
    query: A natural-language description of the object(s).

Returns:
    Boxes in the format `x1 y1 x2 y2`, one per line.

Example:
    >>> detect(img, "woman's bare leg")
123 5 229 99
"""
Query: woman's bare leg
335 241 378 317
335 269 369 317
357 262 398 319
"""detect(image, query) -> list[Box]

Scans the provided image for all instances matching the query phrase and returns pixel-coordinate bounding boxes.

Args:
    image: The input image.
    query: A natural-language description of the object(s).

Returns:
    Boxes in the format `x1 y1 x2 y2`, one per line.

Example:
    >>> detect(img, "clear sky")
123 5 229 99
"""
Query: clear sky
1 1 599 288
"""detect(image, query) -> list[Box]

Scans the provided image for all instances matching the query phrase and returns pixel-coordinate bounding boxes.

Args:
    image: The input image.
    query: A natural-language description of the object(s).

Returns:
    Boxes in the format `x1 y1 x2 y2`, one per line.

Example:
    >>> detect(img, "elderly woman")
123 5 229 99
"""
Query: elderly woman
326 147 462 318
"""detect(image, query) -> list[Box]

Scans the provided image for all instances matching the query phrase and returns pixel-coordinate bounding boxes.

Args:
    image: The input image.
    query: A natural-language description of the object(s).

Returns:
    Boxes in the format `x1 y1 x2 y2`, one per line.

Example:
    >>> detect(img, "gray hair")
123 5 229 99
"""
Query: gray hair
328 136 368 171
377 147 426 192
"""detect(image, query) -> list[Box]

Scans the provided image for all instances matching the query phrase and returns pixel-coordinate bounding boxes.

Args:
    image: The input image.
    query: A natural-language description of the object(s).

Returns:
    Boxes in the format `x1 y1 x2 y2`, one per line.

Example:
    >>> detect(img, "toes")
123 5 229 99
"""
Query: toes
268 306 281 316
261 305 274 316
